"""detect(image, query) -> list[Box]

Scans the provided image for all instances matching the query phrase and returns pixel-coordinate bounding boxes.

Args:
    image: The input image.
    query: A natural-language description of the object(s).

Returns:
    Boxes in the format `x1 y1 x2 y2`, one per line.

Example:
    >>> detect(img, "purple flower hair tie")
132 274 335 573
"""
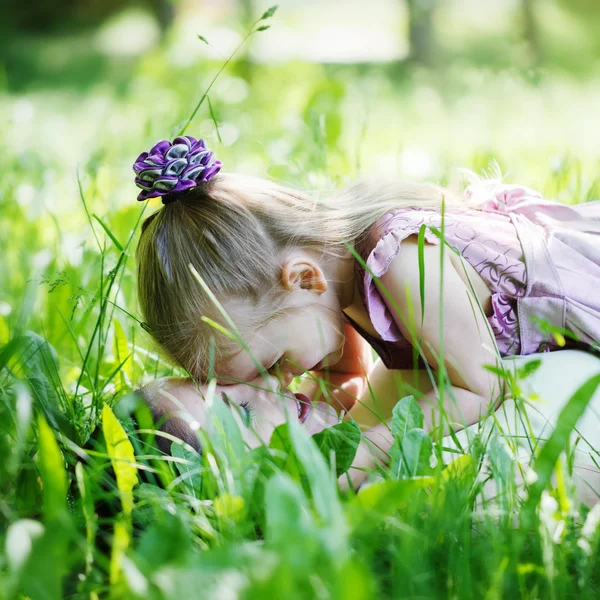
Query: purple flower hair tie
132 135 222 202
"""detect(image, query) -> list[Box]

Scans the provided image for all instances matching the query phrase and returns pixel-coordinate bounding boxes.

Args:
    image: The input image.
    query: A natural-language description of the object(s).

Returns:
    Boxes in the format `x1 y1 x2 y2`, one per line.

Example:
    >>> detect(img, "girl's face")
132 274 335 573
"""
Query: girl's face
160 376 339 447
214 297 346 386
211 250 351 386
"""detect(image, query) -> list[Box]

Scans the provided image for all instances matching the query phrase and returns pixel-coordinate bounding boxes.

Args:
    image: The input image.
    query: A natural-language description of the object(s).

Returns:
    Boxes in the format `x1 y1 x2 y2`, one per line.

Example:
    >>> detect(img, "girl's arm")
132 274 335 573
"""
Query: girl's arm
297 321 373 413
377 235 503 433
342 236 504 489
348 359 434 428
312 233 503 490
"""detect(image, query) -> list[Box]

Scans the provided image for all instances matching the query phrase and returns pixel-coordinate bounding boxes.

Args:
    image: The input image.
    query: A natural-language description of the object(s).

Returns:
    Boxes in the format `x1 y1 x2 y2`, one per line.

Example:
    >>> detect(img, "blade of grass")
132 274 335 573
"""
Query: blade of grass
92 214 124 252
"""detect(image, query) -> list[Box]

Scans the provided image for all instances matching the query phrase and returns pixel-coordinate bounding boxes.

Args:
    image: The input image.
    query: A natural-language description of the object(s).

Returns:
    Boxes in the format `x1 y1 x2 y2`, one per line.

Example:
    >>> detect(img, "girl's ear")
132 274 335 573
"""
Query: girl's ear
281 255 328 294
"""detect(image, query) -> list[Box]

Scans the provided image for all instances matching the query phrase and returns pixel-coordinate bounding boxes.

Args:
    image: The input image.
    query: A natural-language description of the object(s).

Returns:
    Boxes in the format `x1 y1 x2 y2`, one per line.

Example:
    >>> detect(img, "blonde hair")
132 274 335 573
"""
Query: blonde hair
136 172 465 377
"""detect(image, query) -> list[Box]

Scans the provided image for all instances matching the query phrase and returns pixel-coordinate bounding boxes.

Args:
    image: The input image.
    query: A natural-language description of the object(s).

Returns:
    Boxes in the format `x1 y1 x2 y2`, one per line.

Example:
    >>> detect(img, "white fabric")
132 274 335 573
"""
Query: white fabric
444 350 600 506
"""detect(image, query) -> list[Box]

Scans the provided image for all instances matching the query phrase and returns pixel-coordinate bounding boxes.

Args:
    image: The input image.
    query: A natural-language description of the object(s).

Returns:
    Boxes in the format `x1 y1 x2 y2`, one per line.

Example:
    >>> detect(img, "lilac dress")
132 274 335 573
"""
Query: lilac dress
345 183 600 370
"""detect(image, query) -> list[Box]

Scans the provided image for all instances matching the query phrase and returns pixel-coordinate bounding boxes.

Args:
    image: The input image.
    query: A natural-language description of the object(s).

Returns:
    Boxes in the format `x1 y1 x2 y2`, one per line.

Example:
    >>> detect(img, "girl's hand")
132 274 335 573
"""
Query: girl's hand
297 321 373 413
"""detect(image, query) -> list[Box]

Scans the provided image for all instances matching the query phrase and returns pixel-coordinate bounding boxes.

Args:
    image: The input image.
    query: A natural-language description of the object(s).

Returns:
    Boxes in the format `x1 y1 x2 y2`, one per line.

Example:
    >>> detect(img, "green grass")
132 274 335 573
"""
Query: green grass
2 7 600 599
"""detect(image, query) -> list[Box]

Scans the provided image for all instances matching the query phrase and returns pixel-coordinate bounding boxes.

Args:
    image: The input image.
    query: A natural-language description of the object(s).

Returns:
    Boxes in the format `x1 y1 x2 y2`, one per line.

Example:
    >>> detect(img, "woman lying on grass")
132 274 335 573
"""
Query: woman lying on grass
137 348 600 505
132 135 600 490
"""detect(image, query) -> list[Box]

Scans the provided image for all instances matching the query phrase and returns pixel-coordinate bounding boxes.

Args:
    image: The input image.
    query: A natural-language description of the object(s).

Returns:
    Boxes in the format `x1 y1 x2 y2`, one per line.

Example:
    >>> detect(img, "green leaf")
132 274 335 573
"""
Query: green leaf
19 522 70 600
207 95 222 144
171 443 203 494
102 403 138 516
256 25 271 32
75 462 97 575
207 388 246 463
487 435 515 498
401 429 434 477
214 493 246 522
28 376 76 440
516 358 542 380
37 415 67 521
265 473 318 573
135 497 195 569
0 315 9 345
391 396 423 441
441 454 474 483
269 423 303 481
110 517 130 585
417 224 427 320
483 364 509 377
2 332 76 440
197 34 209 44
260 5 278 20
311 421 361 476
528 373 600 507
350 478 433 524
390 428 434 479
113 319 132 384
389 440 403 478
287 421 348 559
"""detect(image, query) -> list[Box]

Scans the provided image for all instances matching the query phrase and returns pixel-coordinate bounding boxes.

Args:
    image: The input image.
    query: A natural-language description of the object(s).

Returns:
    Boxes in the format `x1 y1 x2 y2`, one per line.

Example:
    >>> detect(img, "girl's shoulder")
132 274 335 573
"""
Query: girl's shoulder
360 181 531 262
356 181 531 303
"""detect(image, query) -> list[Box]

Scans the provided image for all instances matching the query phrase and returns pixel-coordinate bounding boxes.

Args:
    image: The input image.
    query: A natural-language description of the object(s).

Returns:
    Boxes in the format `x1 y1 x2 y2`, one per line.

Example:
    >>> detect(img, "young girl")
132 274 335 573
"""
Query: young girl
133 135 600 486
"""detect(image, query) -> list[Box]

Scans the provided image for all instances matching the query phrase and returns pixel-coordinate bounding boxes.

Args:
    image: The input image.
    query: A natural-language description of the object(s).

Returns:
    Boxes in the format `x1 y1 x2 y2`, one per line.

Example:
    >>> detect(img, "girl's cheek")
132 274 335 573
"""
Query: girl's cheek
246 425 267 448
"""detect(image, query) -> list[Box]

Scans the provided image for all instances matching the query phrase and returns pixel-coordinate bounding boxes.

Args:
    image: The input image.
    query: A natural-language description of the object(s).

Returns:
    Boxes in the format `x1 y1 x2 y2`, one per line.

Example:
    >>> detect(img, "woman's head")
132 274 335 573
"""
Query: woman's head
139 376 339 453
134 135 455 381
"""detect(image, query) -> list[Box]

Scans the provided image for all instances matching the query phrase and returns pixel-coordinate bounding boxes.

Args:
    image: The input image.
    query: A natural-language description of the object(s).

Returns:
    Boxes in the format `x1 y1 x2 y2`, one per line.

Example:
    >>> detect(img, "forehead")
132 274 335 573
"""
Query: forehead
210 296 285 345
212 329 280 381
202 295 305 380
158 379 209 425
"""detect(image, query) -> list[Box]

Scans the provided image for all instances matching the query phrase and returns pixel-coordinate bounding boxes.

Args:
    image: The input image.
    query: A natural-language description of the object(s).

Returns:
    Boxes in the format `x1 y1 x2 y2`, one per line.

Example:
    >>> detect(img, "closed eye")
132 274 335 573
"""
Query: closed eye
222 394 255 428
239 400 255 426
267 355 284 372
220 355 283 384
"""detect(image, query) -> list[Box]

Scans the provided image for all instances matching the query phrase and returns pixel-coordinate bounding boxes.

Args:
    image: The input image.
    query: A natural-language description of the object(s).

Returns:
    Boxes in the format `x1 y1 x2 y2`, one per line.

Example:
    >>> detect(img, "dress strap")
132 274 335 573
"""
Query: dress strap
511 213 566 354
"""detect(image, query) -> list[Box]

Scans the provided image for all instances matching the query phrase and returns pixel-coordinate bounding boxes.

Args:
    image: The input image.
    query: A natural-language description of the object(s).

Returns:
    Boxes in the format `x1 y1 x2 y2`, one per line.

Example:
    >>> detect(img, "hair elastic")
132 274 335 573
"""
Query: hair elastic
132 135 222 202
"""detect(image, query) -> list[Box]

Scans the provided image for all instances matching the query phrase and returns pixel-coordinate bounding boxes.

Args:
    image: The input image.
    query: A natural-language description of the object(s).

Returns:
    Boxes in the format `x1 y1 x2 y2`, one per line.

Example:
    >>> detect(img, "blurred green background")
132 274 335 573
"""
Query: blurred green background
3 0 600 417
2 3 600 598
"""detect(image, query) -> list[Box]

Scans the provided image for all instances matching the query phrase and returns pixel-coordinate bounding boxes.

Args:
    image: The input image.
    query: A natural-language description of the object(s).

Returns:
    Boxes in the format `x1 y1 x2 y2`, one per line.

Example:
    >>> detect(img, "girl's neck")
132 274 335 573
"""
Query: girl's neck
319 250 356 310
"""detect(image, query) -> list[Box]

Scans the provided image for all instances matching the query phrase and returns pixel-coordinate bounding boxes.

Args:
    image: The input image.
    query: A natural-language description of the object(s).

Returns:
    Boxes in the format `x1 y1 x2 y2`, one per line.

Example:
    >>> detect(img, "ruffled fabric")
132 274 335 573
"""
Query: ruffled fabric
354 182 600 369
354 184 532 367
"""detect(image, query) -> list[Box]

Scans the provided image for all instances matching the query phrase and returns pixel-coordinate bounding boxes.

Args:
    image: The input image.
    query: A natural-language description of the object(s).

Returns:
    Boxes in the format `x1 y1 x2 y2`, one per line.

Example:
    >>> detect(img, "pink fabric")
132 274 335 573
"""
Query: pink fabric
351 183 600 370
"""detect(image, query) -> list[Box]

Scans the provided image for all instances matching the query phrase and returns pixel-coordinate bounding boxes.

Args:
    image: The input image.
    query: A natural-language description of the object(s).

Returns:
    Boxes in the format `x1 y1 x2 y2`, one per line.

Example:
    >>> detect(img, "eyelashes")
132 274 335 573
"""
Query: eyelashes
239 400 255 427
222 393 255 428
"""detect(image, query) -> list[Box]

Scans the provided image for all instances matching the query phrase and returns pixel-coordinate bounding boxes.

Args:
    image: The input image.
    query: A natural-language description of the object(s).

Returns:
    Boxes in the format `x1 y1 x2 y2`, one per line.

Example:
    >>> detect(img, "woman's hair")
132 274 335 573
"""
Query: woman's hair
136 172 467 377
136 378 201 454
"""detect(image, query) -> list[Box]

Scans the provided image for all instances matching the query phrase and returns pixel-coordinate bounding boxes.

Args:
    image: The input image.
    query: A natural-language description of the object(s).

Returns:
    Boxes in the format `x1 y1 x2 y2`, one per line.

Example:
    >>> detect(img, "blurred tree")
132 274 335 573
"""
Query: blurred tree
406 0 438 65
521 0 540 64
557 0 600 19
556 0 600 54
3 0 174 36
236 0 256 82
